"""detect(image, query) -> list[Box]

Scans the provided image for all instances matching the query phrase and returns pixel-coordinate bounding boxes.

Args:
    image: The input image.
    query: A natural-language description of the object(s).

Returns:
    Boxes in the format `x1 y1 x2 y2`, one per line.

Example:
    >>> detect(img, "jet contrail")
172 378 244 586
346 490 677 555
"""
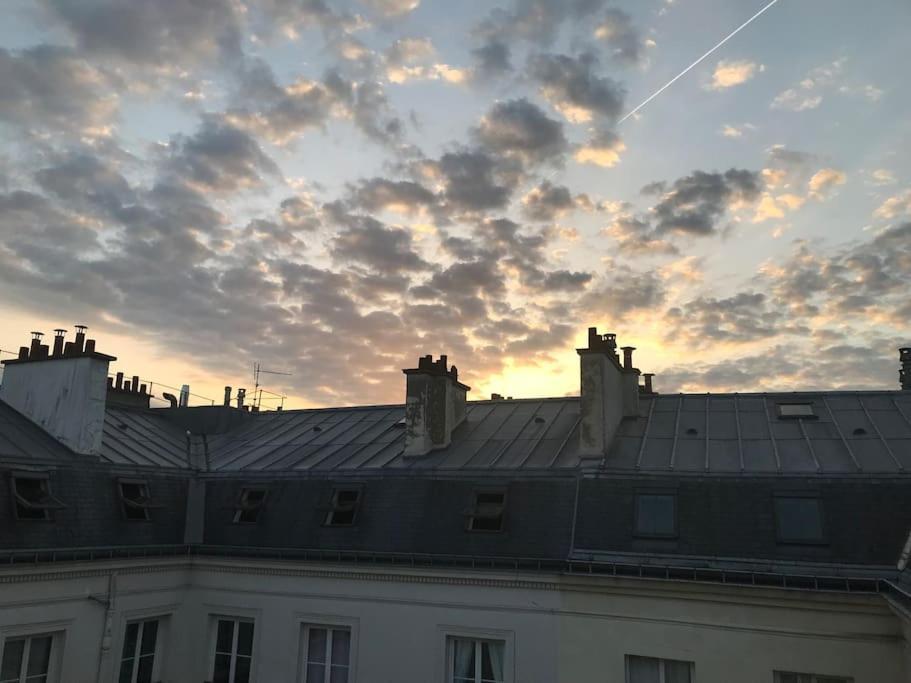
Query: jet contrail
618 0 782 124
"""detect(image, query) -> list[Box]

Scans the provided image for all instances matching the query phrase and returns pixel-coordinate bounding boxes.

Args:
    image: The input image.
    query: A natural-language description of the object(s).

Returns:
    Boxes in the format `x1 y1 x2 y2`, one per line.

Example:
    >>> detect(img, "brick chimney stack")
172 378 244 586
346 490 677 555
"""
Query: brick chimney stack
402 354 470 456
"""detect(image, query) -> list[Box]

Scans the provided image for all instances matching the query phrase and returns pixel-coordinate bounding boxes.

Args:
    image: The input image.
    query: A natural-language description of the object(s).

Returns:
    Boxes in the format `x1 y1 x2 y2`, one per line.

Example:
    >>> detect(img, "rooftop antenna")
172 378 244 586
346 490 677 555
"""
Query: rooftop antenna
253 362 292 410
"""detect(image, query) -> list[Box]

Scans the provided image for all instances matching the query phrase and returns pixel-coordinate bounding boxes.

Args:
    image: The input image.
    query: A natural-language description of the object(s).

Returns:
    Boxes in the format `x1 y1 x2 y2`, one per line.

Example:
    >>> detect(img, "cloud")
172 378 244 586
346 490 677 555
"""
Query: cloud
574 130 626 167
0 46 118 135
427 149 516 213
350 177 437 215
383 37 467 84
807 168 846 199
528 53 625 124
579 265 666 319
473 98 568 165
520 181 578 221
476 0 611 47
470 38 512 80
162 118 281 193
874 189 911 219
603 215 678 255
594 8 646 65
869 169 896 186
329 210 431 273
719 123 755 138
708 59 762 90
38 0 243 67
770 58 864 112
362 0 420 17
650 169 762 235
664 292 801 343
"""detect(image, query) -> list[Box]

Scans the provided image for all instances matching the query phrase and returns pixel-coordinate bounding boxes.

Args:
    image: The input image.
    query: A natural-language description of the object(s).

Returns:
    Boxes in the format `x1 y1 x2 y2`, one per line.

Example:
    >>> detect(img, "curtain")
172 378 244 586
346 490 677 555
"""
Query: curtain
627 656 661 683
664 659 692 683
452 639 474 680
482 641 505 682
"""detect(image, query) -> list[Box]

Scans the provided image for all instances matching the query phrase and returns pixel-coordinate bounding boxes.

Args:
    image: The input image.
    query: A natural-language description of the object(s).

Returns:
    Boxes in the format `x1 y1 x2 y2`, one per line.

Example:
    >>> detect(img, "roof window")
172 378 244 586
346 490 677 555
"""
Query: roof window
774 495 825 544
10 473 65 521
777 403 816 419
323 486 362 526
118 479 158 521
634 493 677 538
466 490 507 532
233 487 267 524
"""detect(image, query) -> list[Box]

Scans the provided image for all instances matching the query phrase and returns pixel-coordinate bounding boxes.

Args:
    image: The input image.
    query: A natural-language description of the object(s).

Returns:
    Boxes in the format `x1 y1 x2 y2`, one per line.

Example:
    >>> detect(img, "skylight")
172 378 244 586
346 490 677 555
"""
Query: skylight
466 491 506 532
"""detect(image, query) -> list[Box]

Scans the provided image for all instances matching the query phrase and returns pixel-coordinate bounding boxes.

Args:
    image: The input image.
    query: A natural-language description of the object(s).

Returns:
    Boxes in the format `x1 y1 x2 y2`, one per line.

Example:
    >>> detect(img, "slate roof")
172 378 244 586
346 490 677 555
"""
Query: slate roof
8 390 911 476
0 400 76 465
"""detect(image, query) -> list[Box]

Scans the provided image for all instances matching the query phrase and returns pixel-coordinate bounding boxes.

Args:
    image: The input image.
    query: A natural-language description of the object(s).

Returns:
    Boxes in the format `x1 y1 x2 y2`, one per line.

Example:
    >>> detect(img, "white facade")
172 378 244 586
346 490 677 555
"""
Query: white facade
0 555 907 683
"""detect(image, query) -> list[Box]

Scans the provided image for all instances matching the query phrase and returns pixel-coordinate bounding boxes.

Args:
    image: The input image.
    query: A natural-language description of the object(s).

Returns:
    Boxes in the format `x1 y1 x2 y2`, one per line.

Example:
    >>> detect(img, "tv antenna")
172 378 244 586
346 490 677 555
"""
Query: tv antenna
253 362 292 410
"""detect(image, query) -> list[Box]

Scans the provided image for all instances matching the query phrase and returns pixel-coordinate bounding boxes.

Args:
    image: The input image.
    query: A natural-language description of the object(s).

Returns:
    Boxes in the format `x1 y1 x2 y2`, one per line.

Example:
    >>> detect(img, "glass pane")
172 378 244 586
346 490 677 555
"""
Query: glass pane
636 494 676 536
775 498 824 542
212 653 231 683
139 621 158 656
25 637 51 676
451 639 475 679
216 620 235 654
136 655 154 683
664 659 692 683
1 639 24 681
306 663 326 683
118 658 134 683
237 622 254 656
627 655 661 683
308 629 327 663
23 677 47 683
122 622 139 661
330 630 350 666
234 655 251 683
481 641 504 682
329 666 348 683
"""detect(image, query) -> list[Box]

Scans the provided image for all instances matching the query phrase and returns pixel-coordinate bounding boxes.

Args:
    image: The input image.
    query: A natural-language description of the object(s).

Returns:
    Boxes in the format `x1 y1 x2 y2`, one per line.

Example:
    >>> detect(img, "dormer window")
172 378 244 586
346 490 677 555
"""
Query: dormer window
233 488 267 524
10 473 65 521
118 479 157 521
777 403 816 419
466 490 506 532
324 487 362 527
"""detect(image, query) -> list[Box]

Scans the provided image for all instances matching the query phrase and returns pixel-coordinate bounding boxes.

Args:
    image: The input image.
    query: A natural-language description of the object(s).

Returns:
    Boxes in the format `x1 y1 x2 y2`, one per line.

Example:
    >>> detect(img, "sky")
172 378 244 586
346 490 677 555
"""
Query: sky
0 0 909 409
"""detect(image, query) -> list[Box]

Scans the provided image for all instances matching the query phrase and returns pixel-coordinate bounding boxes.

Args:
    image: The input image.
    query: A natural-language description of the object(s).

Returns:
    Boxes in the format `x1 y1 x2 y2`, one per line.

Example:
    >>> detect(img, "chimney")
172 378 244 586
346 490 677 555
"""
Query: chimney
402 354 470 456
236 388 246 409
223 386 232 407
179 384 190 408
0 325 116 455
73 324 87 354
901 348 911 390
642 373 655 394
577 327 640 457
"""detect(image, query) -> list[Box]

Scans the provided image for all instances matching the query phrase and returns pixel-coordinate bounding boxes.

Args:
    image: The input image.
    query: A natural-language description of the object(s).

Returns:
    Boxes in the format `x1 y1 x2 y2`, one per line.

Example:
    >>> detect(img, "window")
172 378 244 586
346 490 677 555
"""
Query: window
0 633 54 683
466 491 506 532
635 493 676 538
118 619 159 683
210 618 254 683
777 403 816 419
233 488 267 524
775 496 825 544
626 655 693 683
774 672 852 683
448 637 505 683
118 480 156 521
323 487 362 527
301 626 350 683
10 474 64 521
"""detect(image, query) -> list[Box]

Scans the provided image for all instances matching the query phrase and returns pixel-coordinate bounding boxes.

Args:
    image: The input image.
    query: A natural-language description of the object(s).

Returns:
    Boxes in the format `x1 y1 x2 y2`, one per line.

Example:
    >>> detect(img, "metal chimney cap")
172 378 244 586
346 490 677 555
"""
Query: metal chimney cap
74 324 88 333
53 328 67 336
30 331 44 340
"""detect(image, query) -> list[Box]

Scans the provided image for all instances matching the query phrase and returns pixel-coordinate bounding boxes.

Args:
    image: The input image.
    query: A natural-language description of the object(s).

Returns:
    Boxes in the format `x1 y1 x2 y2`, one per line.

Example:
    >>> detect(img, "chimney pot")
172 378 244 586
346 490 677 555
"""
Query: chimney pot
237 388 246 409
17 346 28 360
621 346 636 370
52 329 66 357
224 386 232 407
29 332 43 358
63 341 74 356
643 373 655 394
179 384 190 408
115 372 124 390
140 384 147 395
162 392 178 408
73 325 87 354
132 375 140 394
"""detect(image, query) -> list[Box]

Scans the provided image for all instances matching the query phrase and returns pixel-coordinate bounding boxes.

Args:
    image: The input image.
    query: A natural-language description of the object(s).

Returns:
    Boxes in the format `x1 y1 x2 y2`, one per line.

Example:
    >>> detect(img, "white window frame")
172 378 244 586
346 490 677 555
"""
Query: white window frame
0 628 65 683
300 625 352 683
118 617 164 683
439 627 514 683
208 616 255 683
624 654 695 683
295 613 358 683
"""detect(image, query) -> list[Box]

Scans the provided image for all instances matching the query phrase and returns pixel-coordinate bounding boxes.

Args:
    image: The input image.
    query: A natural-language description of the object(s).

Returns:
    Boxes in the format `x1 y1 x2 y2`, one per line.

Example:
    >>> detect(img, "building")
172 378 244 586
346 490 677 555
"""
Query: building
0 326 910 683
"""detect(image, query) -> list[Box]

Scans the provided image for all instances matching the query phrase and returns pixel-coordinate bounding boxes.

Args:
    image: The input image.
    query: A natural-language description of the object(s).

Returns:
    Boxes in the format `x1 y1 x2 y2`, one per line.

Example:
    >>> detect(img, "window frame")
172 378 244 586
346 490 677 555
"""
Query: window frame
117 617 162 683
295 613 359 683
207 615 256 683
773 671 853 683
773 492 828 545
8 471 65 522
0 628 65 683
299 624 352 683
633 491 678 539
322 485 364 528
117 478 158 522
438 627 513 683
232 487 268 524
624 654 695 683
465 488 508 533
776 403 817 419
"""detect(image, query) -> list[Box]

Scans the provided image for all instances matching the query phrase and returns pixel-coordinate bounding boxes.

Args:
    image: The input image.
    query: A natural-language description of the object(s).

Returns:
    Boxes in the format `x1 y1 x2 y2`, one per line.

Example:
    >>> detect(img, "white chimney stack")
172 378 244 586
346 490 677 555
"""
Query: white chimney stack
577 327 641 456
402 354 470 456
0 326 116 455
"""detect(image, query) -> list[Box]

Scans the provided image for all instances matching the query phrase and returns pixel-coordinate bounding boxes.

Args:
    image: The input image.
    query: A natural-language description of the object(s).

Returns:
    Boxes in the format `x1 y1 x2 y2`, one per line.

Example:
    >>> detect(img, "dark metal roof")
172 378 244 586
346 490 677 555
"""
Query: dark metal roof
0 400 76 465
100 406 190 468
